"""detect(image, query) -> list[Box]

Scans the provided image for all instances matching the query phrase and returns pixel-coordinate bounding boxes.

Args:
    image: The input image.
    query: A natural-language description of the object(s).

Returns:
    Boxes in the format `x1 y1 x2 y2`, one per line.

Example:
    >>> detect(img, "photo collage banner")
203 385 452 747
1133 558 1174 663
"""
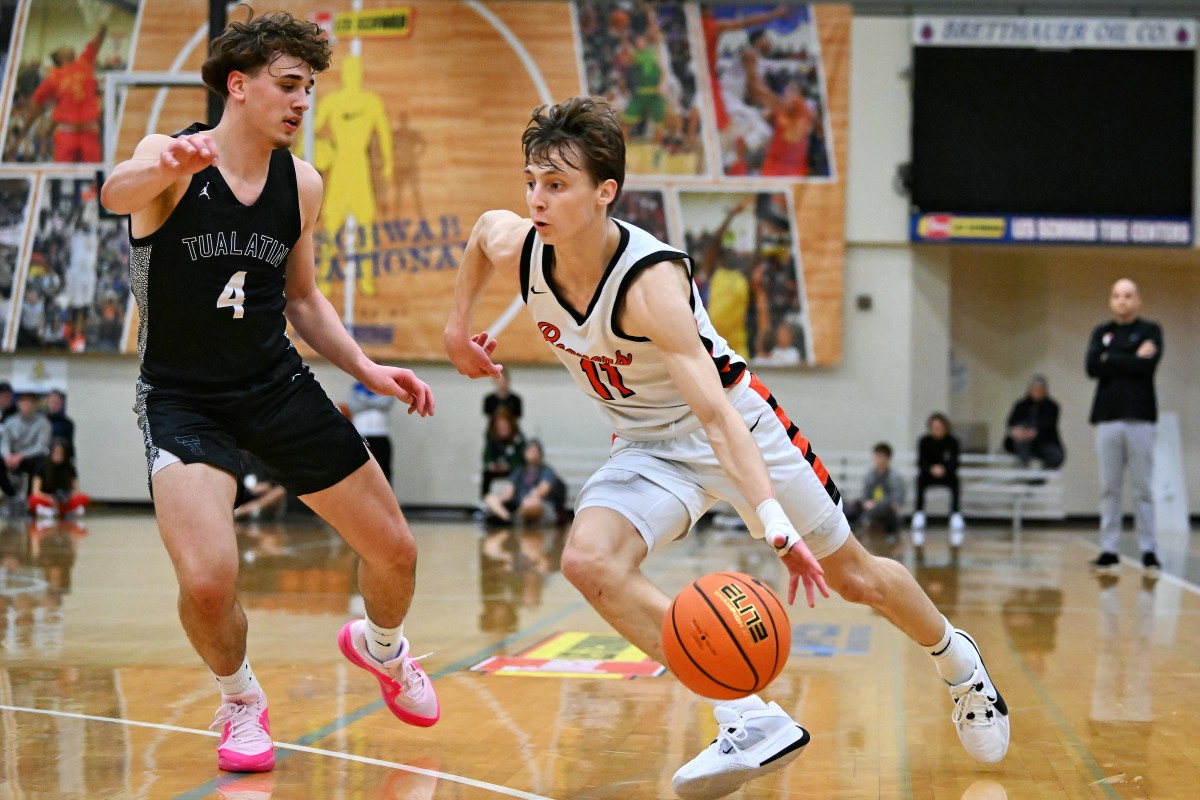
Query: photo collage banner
0 0 849 365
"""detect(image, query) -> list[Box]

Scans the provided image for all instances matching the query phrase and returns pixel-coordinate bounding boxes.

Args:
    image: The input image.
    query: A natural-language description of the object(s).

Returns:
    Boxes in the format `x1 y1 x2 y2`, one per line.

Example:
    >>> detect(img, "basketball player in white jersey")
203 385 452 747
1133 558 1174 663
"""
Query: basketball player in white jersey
445 97 1009 799
101 10 438 775
717 30 774 170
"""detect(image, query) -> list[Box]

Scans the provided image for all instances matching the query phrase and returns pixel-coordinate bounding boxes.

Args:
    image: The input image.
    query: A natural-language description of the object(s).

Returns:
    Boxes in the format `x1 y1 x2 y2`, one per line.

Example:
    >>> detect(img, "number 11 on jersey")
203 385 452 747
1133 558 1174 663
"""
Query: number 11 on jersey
217 271 247 319
580 358 635 400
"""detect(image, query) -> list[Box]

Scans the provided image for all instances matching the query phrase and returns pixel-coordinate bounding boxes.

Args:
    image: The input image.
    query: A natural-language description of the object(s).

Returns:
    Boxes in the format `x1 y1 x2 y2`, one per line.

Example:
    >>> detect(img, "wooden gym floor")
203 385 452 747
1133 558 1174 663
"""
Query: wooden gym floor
2 510 1198 799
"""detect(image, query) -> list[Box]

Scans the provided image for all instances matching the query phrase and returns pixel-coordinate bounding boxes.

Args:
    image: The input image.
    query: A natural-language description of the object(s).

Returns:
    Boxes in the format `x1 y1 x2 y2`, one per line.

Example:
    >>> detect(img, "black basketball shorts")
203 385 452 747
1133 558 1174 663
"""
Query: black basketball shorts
134 364 370 497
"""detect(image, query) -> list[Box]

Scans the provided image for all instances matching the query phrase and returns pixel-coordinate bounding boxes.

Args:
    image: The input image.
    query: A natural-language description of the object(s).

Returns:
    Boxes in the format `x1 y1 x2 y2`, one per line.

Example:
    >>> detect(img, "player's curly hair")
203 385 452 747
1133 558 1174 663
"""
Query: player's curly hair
522 96 625 211
201 6 331 98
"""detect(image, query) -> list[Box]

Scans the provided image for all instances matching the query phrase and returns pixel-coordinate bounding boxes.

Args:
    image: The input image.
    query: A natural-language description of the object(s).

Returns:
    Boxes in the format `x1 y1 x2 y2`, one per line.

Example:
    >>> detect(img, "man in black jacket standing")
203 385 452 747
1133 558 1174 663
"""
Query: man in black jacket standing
1086 278 1162 574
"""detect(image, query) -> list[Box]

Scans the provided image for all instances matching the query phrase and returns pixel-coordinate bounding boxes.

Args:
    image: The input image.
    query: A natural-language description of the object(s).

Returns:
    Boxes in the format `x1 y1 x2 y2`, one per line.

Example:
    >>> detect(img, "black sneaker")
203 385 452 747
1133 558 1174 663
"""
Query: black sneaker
1090 552 1120 572
1142 552 1162 575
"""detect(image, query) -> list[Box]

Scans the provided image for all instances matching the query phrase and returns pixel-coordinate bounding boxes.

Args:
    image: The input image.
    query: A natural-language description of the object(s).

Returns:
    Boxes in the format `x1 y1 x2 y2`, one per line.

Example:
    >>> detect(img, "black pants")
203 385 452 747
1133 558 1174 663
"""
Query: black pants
846 499 900 533
916 472 960 512
1006 438 1065 469
1 455 46 497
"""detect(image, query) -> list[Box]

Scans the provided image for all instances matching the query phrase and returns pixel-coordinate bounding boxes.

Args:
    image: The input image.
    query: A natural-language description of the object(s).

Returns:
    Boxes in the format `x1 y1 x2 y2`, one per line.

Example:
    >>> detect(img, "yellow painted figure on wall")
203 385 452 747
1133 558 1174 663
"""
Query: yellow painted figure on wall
314 55 393 296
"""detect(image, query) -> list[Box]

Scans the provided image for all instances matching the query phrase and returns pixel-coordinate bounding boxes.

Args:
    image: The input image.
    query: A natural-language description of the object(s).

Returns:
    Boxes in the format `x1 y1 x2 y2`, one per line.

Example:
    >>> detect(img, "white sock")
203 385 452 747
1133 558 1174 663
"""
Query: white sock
365 617 403 663
214 656 257 697
927 617 976 685
708 694 768 714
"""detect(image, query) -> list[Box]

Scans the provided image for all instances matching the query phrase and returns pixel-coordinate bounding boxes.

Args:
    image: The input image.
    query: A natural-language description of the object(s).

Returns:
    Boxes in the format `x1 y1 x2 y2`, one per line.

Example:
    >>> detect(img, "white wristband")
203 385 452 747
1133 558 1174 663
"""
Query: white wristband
756 498 800 557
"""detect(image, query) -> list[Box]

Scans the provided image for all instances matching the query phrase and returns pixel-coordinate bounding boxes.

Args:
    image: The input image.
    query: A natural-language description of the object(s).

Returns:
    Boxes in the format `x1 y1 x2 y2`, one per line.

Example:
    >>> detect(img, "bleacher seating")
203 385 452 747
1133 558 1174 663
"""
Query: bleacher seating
545 444 1066 541
822 450 1065 541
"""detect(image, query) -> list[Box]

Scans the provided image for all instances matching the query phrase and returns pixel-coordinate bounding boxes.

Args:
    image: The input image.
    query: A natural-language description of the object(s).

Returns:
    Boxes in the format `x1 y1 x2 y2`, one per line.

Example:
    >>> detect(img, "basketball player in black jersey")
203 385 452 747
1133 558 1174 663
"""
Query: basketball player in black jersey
100 10 439 774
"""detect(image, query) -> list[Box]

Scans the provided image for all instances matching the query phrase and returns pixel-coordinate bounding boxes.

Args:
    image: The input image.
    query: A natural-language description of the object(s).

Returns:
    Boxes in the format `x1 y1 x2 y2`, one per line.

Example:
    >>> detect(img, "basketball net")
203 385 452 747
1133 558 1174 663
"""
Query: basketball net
78 0 114 28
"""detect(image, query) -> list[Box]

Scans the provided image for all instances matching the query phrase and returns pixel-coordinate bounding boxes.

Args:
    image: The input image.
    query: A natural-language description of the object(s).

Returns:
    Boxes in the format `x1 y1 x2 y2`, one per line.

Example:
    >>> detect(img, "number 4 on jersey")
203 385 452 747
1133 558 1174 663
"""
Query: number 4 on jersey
217 271 247 319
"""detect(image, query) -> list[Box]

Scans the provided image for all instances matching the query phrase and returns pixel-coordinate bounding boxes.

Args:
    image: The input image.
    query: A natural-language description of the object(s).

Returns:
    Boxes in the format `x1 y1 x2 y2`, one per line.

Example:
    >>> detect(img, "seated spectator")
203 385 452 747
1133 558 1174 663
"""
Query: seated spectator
233 451 288 522
1 392 51 507
0 382 15 421
845 442 906 535
42 389 75 459
483 371 523 423
912 412 963 546
28 439 89 518
482 440 564 528
347 382 396 484
481 407 525 497
1003 374 1065 469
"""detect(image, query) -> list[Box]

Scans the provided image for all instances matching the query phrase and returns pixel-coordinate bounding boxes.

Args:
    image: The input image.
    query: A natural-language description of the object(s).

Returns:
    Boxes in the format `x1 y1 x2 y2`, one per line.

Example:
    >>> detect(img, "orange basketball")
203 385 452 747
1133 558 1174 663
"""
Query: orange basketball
662 572 791 700
609 8 630 31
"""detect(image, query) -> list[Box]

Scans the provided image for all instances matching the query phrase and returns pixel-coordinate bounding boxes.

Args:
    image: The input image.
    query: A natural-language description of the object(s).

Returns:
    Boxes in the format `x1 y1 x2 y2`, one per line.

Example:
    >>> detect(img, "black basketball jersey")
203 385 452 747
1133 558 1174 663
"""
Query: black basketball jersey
129 123 303 389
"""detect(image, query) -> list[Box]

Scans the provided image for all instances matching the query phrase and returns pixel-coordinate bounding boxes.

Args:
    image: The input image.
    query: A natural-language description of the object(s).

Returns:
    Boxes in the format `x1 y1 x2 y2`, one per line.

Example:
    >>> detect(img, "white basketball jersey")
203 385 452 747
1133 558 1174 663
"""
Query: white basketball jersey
521 219 748 441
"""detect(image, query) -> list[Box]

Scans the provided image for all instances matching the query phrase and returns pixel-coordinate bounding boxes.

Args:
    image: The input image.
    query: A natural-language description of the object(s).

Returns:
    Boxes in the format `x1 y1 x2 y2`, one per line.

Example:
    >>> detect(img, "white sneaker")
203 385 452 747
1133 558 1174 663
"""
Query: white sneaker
949 513 965 547
948 631 1010 763
911 511 926 530
672 701 809 800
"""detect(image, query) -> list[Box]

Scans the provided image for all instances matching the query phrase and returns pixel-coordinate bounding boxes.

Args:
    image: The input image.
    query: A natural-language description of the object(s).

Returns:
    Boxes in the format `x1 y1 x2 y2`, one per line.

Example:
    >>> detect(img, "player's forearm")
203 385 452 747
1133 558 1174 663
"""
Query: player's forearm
101 159 177 215
706 411 775 508
445 222 497 339
286 292 373 379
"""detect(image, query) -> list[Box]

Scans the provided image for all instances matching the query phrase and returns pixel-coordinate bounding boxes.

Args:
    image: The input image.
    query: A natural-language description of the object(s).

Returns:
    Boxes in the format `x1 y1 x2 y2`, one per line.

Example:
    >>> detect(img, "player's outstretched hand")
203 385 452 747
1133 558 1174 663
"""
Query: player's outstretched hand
445 330 503 379
769 527 830 609
160 133 219 175
364 366 435 417
757 498 829 608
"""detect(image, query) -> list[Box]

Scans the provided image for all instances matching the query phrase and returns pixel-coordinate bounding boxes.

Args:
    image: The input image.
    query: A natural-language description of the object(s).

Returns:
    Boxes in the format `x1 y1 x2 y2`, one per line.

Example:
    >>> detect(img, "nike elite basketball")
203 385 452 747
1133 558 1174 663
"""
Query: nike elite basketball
662 572 791 699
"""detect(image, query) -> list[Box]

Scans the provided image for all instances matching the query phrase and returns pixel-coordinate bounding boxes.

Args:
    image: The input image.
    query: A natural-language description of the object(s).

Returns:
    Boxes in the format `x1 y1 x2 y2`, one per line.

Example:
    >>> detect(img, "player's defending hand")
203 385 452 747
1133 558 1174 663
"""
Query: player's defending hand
445 330 502 379
160 133 219 175
363 365 435 417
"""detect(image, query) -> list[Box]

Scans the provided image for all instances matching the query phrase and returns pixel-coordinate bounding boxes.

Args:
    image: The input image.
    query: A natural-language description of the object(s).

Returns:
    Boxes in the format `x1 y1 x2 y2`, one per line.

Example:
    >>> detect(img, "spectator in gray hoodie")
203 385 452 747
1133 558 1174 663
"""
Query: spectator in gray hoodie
845 442 907 536
2 392 52 503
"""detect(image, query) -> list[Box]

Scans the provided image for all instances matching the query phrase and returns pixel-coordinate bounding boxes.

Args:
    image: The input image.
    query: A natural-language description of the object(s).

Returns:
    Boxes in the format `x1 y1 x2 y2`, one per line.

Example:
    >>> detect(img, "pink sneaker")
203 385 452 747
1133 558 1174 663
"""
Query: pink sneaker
338 620 440 727
210 690 274 772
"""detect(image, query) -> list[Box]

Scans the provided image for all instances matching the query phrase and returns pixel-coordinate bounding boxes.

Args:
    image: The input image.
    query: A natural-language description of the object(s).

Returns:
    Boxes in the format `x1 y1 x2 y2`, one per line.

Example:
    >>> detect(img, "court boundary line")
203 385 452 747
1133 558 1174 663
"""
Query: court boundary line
1074 535 1200 595
0 702 553 799
0 592 585 800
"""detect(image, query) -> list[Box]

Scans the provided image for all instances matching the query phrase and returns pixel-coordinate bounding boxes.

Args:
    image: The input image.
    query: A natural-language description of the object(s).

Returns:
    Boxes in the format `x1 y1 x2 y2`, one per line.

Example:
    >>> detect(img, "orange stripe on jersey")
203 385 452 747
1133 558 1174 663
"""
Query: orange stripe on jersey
749 374 839 504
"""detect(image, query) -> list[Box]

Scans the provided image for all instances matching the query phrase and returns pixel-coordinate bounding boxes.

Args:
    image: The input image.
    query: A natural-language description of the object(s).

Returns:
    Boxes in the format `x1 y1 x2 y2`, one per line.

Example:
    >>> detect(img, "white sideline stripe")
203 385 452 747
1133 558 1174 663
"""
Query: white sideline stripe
465 0 552 339
1075 536 1200 596
0 704 555 800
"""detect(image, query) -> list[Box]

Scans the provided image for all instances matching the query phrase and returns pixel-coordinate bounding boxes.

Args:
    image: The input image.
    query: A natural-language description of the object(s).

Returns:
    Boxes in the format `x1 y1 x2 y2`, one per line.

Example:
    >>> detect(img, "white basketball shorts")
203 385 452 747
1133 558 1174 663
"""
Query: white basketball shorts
576 373 850 558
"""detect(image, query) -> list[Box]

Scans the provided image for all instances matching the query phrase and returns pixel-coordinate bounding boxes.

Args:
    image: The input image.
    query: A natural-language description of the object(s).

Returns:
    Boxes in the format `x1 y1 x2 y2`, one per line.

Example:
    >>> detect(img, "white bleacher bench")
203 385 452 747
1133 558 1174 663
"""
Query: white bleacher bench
542 445 1064 541
822 450 1065 541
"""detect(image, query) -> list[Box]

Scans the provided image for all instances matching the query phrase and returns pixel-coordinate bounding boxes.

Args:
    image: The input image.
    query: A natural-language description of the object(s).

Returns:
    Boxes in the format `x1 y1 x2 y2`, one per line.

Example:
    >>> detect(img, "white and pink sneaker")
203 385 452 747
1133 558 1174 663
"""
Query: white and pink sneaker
338 620 440 727
210 689 274 772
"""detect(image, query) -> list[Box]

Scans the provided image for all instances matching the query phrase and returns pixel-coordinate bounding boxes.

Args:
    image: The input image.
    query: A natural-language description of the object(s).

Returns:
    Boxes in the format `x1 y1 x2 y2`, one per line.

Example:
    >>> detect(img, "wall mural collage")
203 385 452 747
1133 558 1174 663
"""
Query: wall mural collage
0 0 848 365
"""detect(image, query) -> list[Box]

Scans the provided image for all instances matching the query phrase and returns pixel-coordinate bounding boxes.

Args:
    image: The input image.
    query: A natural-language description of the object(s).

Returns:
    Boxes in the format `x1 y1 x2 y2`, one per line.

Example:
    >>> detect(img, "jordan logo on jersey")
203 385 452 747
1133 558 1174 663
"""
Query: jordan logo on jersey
199 182 211 199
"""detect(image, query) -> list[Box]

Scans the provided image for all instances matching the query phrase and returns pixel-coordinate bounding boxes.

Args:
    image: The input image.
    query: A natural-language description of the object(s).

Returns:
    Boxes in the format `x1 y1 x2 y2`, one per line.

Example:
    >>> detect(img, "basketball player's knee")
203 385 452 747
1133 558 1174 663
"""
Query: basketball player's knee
179 570 237 615
369 531 417 572
561 541 622 596
560 543 599 592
